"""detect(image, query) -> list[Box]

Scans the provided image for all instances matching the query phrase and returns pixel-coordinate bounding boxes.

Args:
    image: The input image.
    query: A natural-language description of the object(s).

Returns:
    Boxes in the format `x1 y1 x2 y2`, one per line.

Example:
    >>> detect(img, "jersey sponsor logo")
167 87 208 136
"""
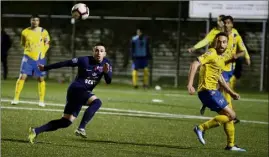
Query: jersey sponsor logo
85 79 95 85
72 58 78 63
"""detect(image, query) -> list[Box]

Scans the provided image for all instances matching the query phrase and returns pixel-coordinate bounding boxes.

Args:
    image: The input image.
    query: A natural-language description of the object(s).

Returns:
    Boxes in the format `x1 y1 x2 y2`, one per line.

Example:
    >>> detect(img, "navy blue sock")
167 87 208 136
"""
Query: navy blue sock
34 117 72 135
78 99 102 129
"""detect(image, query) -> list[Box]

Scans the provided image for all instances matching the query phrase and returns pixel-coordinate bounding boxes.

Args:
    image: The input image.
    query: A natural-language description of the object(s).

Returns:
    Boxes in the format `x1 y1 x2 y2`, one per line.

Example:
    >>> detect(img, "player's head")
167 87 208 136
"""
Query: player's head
214 32 228 53
217 14 225 28
30 14 40 28
136 27 143 36
93 42 106 63
223 15 234 33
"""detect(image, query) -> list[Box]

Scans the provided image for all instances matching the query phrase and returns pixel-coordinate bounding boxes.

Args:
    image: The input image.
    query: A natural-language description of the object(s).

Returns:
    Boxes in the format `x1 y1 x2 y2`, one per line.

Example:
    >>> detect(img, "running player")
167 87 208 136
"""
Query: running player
188 32 246 151
28 43 112 143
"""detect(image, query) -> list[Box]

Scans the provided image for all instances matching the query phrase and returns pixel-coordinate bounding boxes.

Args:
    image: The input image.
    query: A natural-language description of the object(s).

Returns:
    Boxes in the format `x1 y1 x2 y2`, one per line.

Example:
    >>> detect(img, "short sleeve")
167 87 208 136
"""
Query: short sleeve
197 49 216 65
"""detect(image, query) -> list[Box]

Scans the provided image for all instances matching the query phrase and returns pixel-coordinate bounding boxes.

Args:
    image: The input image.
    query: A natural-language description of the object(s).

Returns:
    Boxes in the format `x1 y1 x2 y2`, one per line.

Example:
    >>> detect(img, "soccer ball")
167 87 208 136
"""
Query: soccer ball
71 3 90 20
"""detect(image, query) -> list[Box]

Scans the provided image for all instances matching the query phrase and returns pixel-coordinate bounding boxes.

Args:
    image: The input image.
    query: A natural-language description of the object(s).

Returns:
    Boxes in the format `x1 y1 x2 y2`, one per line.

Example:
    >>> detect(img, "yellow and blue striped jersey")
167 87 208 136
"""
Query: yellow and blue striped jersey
21 27 50 61
197 48 232 91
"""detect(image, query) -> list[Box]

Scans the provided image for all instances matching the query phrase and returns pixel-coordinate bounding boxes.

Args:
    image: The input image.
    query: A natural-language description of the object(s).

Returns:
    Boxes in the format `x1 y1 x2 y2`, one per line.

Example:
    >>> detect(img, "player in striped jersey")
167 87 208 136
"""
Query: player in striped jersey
11 14 50 107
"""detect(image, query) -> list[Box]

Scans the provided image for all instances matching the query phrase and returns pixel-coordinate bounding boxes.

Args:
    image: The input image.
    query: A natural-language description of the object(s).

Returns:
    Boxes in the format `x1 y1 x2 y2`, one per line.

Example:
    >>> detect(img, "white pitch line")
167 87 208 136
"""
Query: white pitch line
93 88 268 103
0 106 208 120
1 99 210 118
1 99 268 125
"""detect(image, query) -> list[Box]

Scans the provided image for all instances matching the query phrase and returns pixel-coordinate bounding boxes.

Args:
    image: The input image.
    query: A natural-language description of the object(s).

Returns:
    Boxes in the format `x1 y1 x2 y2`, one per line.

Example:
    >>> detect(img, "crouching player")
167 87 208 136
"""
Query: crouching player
187 32 246 151
28 43 112 143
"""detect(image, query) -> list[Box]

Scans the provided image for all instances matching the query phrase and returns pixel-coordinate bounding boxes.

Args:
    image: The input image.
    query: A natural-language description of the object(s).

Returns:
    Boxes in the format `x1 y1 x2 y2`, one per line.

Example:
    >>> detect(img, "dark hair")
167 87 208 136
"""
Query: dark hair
218 14 225 20
94 42 105 47
31 14 40 19
215 32 228 39
222 15 234 23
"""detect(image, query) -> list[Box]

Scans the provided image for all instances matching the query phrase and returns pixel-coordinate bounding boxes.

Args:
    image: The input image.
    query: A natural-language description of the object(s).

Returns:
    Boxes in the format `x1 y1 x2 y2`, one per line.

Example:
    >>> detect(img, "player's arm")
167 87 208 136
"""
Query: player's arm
218 75 240 100
21 30 26 47
187 60 200 94
235 36 246 58
39 58 80 71
130 39 135 59
187 51 213 94
237 36 251 65
103 61 112 84
244 49 251 65
146 37 152 60
188 29 216 53
43 29 50 54
225 37 247 65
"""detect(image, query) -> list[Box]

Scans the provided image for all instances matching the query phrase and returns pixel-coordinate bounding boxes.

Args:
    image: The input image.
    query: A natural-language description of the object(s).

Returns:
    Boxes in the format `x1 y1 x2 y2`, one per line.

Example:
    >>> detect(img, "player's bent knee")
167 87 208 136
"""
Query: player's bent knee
94 99 102 106
229 111 236 120
38 77 45 82
63 114 76 122
59 117 72 128
88 99 102 108
87 95 98 104
220 106 236 120
19 74 27 80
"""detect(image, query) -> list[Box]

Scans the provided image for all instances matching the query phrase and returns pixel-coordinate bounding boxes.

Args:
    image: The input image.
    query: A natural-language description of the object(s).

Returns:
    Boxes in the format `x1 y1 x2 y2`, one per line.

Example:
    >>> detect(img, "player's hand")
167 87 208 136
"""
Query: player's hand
230 92 240 100
187 47 195 53
245 58 251 66
233 54 239 60
103 63 110 73
38 64 45 71
187 85 196 95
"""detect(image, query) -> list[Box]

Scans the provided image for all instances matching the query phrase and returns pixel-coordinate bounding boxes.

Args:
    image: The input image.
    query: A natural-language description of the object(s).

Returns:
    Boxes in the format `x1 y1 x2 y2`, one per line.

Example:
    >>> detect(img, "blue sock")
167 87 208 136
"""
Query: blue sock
78 99 102 129
34 117 72 135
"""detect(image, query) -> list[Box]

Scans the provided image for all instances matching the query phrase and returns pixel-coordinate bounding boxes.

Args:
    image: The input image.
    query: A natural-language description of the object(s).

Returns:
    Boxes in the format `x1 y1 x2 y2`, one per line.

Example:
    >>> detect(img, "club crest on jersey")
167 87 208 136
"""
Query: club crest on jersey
92 72 97 76
95 66 103 72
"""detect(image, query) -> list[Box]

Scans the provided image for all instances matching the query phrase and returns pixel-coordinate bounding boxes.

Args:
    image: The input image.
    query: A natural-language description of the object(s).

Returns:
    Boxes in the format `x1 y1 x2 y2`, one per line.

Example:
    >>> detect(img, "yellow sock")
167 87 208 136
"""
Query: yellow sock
14 79 25 101
132 70 138 86
230 75 236 90
224 120 235 147
38 81 46 102
143 67 149 86
199 115 230 131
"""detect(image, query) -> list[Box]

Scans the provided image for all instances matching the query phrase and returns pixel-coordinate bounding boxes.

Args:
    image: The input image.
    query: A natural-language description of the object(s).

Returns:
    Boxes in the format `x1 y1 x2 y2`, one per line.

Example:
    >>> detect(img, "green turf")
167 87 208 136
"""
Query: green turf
1 79 268 157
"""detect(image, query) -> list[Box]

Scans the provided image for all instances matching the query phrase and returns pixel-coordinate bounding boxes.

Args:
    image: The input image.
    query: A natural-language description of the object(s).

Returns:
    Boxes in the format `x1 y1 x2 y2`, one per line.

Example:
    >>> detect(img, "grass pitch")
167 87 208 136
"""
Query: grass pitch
1 79 268 157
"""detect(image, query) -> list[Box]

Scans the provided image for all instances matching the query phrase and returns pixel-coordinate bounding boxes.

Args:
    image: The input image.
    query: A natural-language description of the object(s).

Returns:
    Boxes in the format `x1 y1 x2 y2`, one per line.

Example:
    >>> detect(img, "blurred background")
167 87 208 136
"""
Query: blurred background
1 1 268 91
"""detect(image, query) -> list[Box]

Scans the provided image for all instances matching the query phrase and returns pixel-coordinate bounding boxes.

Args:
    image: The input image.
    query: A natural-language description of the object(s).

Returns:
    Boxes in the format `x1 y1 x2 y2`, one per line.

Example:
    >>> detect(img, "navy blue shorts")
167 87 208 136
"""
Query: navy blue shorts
132 58 148 70
198 90 228 113
222 70 234 83
64 87 94 117
20 55 46 77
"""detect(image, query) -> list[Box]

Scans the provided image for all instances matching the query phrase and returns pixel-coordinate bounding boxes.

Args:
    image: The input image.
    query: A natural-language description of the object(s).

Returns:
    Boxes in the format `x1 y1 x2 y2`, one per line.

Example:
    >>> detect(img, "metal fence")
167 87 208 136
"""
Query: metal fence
1 14 268 91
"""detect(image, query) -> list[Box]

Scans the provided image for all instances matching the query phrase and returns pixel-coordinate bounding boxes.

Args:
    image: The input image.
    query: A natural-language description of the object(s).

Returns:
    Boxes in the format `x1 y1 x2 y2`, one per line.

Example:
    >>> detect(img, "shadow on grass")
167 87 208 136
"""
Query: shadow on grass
2 137 193 150
77 138 194 150
1 138 51 144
